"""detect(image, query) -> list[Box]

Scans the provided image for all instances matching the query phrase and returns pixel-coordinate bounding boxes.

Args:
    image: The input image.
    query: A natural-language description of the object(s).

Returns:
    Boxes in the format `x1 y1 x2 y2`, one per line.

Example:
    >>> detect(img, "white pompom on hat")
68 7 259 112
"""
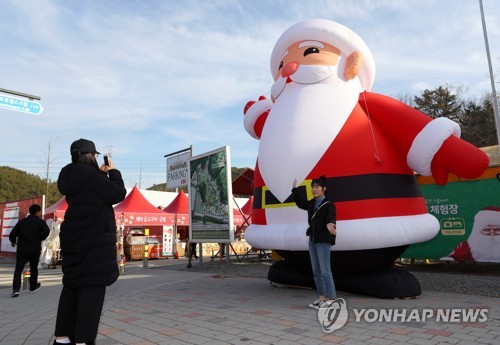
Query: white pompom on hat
270 19 376 91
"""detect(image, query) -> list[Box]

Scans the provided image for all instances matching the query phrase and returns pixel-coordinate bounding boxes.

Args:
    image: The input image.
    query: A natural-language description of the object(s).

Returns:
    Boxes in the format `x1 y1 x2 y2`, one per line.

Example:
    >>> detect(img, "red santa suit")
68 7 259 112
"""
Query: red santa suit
245 91 489 251
242 19 489 252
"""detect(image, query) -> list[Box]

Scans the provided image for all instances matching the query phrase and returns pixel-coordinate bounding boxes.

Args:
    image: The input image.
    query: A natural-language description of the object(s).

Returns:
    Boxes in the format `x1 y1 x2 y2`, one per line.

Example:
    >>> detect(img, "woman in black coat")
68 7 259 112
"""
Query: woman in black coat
54 139 126 345
292 176 337 310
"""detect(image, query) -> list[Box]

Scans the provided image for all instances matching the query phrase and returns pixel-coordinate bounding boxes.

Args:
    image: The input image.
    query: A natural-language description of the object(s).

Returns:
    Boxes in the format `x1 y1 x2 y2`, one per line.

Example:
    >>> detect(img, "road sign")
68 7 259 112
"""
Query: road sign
0 94 43 115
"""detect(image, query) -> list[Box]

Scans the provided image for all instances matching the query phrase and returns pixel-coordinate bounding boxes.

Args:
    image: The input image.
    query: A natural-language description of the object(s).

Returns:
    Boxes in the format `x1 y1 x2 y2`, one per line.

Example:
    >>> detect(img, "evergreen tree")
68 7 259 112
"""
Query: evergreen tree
461 97 498 147
0 166 61 205
413 85 464 122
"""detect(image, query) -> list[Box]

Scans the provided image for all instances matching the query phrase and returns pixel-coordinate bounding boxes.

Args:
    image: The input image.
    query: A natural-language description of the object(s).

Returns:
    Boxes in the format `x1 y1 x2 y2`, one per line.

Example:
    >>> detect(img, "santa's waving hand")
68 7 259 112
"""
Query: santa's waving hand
244 96 272 139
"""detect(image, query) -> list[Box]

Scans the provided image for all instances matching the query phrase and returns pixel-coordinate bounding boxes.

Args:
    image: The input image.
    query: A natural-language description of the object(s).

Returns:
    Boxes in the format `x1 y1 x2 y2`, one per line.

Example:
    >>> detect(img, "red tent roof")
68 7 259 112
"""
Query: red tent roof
114 186 165 213
163 190 189 214
241 196 253 216
44 196 68 220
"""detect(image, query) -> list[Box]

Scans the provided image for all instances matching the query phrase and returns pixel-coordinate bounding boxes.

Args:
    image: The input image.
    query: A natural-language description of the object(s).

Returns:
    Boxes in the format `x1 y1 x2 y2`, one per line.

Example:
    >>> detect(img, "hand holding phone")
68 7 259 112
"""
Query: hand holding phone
104 155 110 167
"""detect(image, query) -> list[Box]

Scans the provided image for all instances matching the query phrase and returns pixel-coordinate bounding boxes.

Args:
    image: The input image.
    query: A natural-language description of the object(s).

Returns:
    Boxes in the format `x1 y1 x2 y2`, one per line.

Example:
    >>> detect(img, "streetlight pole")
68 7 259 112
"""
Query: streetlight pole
0 87 40 100
479 0 500 146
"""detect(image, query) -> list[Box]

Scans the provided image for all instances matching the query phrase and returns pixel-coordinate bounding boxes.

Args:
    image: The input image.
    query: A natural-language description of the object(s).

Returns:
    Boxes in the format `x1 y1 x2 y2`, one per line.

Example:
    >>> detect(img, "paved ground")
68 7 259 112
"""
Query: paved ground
0 258 498 345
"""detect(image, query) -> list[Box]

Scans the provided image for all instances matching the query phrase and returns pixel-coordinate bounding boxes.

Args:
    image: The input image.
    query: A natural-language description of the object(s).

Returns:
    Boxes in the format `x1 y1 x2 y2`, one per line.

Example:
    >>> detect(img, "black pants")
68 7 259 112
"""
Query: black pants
190 243 198 259
55 285 106 343
12 249 40 292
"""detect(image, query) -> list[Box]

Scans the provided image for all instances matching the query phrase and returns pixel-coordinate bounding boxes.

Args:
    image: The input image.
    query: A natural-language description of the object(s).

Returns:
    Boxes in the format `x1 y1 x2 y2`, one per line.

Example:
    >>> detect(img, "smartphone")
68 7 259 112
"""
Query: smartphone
104 155 110 167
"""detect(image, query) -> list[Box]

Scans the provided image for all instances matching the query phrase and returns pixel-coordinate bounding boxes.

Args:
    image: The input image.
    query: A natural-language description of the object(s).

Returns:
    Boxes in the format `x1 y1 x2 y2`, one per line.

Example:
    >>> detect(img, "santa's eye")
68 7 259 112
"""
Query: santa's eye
279 61 283 70
304 47 320 56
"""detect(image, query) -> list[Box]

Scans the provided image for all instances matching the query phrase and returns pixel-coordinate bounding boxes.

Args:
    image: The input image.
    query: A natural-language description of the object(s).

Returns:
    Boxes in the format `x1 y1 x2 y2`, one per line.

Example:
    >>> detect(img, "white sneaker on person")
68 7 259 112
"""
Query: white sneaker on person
315 300 333 310
308 299 322 309
11 291 20 298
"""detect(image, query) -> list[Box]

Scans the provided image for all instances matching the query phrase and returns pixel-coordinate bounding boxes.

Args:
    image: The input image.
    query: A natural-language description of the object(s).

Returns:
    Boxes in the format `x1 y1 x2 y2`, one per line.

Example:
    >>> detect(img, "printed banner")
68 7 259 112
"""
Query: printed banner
402 176 500 262
166 151 191 189
188 146 234 243
162 225 174 256
1 207 19 252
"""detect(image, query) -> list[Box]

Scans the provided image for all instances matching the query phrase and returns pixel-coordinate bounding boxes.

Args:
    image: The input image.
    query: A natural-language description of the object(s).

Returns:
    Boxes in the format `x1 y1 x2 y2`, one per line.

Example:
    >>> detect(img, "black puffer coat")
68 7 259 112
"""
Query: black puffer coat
9 215 50 252
292 187 336 244
57 163 126 287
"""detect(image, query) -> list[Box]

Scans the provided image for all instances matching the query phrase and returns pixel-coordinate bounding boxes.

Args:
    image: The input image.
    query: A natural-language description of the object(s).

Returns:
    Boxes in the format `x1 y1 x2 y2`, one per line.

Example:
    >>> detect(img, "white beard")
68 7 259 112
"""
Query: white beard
468 210 500 262
258 65 362 202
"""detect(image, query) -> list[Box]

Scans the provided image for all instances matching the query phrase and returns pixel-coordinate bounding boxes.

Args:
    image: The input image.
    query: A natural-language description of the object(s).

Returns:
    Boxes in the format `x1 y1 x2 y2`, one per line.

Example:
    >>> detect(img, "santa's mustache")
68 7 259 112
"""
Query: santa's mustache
271 64 337 100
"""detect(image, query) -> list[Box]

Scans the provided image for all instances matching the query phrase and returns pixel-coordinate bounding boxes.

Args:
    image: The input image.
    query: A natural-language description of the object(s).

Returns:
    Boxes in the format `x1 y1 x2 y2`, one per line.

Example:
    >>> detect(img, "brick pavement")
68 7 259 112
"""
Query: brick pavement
0 259 498 345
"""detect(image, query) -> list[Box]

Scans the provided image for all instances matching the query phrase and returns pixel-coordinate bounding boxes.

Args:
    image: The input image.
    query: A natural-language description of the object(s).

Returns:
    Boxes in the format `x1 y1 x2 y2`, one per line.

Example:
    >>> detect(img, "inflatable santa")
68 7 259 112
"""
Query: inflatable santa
442 207 500 263
243 19 489 297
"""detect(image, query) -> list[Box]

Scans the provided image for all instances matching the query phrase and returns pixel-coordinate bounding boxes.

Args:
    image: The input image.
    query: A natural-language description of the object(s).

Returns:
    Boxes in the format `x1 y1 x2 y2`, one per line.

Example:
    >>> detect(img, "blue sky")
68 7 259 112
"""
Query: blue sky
1 0 499 189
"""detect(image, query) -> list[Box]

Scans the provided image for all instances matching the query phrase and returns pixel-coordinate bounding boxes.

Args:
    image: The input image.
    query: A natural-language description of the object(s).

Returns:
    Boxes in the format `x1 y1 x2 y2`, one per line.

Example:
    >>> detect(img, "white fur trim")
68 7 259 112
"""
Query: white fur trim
407 117 461 176
245 214 440 251
270 19 376 91
243 99 273 139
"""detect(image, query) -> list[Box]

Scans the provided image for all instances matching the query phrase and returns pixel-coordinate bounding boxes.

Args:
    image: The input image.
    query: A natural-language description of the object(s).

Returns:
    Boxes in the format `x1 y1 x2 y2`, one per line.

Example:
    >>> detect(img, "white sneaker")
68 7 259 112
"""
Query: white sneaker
315 300 333 310
308 299 322 309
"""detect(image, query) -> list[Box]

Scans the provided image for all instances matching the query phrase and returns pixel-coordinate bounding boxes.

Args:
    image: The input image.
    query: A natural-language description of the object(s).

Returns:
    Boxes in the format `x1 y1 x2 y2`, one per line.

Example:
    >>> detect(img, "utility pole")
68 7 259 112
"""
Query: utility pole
45 142 51 197
138 163 142 189
479 0 500 146
45 136 60 199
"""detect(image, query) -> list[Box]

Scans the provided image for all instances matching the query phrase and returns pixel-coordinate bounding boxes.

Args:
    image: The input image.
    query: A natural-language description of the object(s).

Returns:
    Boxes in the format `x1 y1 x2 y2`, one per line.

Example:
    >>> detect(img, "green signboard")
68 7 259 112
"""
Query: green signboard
402 176 499 260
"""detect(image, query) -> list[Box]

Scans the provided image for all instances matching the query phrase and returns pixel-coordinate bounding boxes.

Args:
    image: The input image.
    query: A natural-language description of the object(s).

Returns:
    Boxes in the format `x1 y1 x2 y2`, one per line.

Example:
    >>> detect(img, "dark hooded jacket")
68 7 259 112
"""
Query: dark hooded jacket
57 163 126 287
292 187 336 244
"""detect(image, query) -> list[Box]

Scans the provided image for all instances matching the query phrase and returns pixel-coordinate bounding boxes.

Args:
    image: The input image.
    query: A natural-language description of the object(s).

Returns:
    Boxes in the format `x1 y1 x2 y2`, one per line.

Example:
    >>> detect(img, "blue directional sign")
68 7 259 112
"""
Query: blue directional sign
0 94 43 115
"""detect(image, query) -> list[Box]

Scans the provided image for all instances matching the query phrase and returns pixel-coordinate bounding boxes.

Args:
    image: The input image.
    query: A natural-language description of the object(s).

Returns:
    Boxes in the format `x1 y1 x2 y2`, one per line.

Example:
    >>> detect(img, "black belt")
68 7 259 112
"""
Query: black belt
253 173 422 209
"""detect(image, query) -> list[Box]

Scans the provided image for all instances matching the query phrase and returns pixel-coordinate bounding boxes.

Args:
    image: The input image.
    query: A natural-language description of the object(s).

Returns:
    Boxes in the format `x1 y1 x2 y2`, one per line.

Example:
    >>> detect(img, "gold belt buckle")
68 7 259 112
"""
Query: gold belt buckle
261 179 312 209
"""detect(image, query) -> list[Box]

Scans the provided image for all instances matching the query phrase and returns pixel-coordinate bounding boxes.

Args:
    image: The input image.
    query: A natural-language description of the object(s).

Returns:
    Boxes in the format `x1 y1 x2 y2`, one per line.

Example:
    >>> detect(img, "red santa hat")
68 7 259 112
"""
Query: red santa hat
270 19 376 91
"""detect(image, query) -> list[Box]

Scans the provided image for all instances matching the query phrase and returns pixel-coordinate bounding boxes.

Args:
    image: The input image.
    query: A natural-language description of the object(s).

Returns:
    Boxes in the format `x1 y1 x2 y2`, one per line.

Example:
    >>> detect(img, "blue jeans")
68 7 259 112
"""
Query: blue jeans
308 240 336 299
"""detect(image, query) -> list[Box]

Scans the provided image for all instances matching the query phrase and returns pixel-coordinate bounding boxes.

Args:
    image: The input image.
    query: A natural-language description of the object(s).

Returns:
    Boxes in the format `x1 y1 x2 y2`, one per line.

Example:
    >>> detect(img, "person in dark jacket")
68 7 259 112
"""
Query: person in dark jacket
292 176 336 309
9 203 50 297
53 138 126 345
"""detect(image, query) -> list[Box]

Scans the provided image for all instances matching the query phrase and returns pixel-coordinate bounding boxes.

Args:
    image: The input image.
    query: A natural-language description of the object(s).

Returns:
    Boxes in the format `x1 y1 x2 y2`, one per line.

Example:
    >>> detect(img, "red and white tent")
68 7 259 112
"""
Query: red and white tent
162 190 251 227
43 196 68 222
114 186 173 227
163 190 189 226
